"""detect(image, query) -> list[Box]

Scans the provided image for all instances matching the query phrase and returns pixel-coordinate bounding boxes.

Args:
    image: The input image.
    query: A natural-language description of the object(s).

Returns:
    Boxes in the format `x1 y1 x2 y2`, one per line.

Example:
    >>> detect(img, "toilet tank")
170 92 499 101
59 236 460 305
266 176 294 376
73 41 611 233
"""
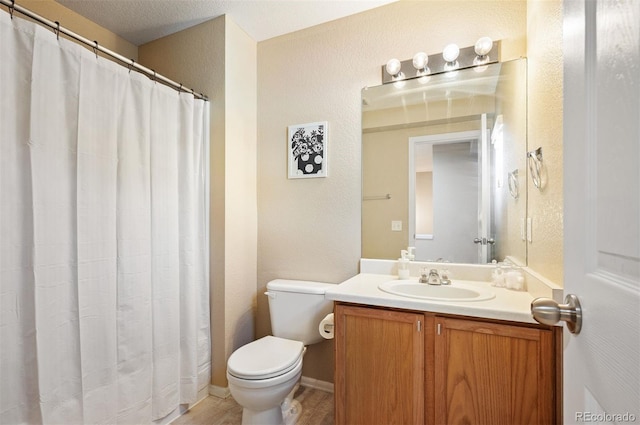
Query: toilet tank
265 279 334 345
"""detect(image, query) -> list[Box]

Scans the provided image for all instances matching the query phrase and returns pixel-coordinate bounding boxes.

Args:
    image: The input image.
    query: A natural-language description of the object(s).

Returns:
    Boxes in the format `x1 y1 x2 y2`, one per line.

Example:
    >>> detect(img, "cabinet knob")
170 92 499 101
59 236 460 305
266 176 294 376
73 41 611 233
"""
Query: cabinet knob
531 294 582 334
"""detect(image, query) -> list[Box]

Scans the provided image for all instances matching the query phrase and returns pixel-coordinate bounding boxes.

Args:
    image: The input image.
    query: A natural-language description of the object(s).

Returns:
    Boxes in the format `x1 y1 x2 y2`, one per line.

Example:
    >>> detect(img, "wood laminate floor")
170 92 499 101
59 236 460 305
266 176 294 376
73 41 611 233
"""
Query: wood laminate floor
172 386 334 425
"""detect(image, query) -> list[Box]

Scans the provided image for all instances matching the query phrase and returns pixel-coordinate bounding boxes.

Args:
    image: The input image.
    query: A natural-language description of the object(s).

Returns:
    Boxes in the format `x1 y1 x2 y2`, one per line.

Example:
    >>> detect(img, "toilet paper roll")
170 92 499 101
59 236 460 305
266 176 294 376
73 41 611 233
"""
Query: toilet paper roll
319 313 334 339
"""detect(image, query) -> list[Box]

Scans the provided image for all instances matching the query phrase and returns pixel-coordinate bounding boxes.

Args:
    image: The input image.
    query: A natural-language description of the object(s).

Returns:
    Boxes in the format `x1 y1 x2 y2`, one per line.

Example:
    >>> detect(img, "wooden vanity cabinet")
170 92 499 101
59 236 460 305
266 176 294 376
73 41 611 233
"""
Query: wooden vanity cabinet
334 303 425 425
334 303 562 425
433 316 561 425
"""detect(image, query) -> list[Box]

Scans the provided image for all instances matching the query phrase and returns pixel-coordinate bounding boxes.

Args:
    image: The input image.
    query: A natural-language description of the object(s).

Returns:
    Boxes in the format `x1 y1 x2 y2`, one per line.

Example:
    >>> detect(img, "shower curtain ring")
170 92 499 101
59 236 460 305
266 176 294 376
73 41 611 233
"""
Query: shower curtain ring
9 0 15 19
93 40 99 59
54 21 60 40
179 83 183 92
152 70 157 83
128 59 135 73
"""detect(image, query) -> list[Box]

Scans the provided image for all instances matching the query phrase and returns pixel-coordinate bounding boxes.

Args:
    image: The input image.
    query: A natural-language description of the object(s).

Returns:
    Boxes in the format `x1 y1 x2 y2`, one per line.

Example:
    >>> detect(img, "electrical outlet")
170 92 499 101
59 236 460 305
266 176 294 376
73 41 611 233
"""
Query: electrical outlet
391 220 402 231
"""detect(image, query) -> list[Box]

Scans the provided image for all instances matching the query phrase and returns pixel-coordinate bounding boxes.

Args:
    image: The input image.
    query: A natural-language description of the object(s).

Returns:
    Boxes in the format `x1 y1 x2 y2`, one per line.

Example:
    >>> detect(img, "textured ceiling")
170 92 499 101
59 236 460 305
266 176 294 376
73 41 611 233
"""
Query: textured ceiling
55 0 398 46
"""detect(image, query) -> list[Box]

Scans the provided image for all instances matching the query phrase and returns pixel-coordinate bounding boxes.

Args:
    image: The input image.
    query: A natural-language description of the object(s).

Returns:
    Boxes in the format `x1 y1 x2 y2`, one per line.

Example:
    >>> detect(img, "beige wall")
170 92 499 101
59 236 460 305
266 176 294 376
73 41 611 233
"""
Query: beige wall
526 0 563 285
139 15 258 389
258 0 527 383
3 0 137 60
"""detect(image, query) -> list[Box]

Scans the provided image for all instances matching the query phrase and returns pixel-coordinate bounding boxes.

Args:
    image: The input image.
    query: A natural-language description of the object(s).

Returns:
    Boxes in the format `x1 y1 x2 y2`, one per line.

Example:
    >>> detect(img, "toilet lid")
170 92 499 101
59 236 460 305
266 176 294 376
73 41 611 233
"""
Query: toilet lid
227 336 304 380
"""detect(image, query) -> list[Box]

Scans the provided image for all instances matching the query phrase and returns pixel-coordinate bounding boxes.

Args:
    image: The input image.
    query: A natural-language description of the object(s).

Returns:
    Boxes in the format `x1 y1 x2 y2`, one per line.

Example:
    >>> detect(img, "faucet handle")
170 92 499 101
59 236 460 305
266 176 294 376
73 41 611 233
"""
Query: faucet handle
418 267 429 284
440 269 451 285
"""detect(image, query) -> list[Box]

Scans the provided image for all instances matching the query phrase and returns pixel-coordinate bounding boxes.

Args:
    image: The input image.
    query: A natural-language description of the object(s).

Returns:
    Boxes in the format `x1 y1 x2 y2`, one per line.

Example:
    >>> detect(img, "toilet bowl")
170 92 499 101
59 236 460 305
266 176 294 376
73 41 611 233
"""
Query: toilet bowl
226 279 334 425
227 336 305 425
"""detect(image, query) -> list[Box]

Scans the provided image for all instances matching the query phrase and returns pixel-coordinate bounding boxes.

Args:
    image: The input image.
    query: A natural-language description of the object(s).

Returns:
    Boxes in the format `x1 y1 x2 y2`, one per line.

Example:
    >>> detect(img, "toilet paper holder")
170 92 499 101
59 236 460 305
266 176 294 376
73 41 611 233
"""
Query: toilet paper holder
319 313 334 339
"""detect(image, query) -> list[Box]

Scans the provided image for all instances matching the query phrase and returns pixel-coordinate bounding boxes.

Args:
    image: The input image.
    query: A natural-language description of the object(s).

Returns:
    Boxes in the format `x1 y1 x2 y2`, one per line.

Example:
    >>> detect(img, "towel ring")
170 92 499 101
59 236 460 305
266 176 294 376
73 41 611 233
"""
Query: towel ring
508 169 519 199
527 147 544 189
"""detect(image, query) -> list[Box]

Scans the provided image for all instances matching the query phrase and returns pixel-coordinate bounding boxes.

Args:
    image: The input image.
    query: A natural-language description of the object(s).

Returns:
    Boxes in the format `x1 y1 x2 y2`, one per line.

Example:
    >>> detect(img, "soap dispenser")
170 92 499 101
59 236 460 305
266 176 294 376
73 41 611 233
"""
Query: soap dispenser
407 246 416 261
398 250 410 280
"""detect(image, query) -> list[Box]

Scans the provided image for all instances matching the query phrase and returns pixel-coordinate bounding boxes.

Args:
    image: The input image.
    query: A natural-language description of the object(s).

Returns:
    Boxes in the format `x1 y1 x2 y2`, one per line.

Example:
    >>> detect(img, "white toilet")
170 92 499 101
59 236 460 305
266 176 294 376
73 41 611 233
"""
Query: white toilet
226 279 334 425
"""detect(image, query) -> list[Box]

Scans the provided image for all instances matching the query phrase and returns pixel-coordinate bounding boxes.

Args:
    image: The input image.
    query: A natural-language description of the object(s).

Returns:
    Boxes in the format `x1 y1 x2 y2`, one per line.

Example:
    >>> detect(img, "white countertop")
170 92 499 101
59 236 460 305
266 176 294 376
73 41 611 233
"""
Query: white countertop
325 272 539 324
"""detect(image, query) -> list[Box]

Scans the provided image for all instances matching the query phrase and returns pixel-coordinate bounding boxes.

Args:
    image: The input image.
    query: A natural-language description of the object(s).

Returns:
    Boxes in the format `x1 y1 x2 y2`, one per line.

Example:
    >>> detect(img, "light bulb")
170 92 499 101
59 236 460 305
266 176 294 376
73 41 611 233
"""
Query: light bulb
442 44 460 63
474 37 493 56
473 64 489 73
385 58 402 76
473 54 490 66
444 62 459 73
412 52 428 70
393 79 406 89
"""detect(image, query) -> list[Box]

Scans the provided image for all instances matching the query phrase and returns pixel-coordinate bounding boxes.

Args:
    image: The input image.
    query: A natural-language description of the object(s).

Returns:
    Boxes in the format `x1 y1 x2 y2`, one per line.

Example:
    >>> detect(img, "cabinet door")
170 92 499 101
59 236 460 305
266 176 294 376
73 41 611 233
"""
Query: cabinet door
335 304 425 425
434 317 558 425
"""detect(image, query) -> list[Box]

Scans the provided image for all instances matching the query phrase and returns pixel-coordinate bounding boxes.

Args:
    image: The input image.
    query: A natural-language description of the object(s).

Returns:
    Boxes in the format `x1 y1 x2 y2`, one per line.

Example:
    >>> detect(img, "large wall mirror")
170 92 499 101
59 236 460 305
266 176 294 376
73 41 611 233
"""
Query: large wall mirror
362 58 527 265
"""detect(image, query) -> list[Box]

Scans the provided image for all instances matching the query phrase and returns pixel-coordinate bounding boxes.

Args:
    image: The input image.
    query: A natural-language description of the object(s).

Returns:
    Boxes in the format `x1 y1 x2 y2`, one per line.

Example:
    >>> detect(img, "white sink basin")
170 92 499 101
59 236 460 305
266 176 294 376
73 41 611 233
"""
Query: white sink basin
378 280 495 302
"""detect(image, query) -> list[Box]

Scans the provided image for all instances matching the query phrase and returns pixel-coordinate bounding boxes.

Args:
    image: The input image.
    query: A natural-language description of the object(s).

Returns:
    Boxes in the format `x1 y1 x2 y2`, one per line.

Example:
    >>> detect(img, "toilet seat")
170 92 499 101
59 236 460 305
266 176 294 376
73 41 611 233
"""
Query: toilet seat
227 336 304 380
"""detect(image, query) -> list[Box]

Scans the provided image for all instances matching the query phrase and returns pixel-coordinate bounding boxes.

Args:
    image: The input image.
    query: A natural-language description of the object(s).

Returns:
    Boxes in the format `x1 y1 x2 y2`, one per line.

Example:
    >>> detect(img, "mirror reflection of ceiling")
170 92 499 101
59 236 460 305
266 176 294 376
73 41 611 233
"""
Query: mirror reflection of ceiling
362 64 501 111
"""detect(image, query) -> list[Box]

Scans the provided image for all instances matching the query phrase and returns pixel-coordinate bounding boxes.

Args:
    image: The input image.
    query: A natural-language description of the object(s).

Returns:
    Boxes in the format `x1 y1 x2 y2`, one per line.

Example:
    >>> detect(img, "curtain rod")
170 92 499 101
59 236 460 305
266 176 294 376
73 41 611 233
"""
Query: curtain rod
1 0 208 101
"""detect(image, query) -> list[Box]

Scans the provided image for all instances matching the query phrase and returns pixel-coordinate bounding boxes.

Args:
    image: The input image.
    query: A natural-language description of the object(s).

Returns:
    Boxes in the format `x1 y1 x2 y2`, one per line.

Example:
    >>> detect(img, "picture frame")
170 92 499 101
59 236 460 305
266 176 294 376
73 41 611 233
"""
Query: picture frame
287 121 328 179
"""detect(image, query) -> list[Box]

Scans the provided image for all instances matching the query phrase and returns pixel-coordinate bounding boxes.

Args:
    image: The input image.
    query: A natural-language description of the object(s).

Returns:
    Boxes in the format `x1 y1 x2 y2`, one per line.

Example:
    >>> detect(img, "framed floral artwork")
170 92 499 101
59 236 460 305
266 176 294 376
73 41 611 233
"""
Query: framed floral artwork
288 121 327 179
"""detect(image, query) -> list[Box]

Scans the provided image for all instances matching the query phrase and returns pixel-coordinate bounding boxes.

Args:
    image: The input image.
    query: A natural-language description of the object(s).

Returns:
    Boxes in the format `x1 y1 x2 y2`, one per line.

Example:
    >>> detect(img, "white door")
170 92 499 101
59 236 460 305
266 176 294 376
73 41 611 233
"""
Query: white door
408 130 486 263
408 130 488 263
563 0 639 423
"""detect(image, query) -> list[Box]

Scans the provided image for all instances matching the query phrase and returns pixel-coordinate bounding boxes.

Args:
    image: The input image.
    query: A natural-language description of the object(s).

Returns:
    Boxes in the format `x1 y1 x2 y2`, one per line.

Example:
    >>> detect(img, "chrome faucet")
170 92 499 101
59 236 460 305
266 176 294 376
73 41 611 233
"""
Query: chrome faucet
419 269 442 285
427 269 441 285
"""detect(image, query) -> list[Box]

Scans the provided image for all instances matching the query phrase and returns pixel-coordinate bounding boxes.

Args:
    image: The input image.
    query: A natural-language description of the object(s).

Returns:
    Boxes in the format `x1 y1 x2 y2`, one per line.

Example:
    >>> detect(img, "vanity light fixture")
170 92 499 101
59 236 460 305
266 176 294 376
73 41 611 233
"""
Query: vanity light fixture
473 36 493 66
393 79 407 89
381 38 500 84
385 58 404 81
442 43 460 71
412 52 430 76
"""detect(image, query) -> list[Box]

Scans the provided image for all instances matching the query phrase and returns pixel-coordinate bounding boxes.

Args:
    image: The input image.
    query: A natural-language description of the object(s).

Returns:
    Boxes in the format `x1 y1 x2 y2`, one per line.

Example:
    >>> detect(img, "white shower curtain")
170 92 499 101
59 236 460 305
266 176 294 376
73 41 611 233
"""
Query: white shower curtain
0 11 211 425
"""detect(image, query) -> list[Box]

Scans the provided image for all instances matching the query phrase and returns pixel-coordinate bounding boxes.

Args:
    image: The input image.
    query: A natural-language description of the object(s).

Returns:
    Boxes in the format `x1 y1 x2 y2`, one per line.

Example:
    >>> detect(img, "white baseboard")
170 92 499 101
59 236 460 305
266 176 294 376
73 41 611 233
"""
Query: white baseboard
209 384 231 399
300 376 334 393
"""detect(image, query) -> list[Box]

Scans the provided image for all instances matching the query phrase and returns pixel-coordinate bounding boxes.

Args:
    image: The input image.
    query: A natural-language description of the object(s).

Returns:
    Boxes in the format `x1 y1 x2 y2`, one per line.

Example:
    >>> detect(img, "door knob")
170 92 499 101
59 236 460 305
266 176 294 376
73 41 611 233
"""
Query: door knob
531 294 582 334
474 238 495 245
